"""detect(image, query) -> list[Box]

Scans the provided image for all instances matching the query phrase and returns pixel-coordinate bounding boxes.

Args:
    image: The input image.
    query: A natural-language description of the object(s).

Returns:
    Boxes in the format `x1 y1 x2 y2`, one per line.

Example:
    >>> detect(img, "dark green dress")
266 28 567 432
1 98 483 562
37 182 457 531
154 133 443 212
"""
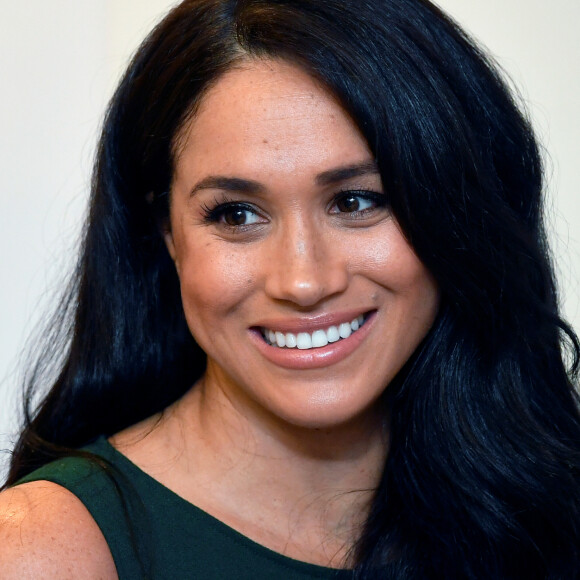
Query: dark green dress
17 437 353 579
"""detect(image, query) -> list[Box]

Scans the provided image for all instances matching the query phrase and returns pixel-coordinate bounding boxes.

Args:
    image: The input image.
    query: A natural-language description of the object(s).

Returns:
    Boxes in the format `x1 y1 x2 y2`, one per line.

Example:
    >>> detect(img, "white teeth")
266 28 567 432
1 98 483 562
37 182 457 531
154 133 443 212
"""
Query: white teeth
311 330 328 348
263 315 367 350
327 326 340 343
297 332 312 349
338 322 352 339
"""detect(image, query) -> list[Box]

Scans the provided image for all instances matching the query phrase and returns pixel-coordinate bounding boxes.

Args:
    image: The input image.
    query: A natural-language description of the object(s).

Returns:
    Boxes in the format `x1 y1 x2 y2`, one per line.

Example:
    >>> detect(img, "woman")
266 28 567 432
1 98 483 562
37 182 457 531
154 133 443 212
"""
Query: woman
1 0 579 578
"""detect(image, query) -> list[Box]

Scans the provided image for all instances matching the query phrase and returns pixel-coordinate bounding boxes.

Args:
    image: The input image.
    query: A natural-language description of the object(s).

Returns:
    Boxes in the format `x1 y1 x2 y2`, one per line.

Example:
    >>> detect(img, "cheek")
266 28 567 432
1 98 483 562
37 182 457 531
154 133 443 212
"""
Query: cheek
176 242 259 323
352 227 430 285
354 229 439 320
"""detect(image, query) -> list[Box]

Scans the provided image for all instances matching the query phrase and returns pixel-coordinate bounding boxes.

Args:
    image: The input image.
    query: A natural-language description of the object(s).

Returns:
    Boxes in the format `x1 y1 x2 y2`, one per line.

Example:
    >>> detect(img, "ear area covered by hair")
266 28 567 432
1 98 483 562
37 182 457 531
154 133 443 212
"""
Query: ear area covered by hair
163 228 179 271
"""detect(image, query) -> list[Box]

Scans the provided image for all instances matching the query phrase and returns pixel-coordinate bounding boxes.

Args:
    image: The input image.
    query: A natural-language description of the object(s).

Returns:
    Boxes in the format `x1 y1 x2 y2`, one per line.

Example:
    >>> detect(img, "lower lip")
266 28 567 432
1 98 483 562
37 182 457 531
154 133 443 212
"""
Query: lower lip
248 312 376 370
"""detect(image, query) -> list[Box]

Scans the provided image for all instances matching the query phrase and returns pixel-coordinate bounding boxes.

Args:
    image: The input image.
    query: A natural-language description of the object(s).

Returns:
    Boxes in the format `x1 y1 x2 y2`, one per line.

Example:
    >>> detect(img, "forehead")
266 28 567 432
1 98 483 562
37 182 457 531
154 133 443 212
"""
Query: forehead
193 58 340 126
173 59 373 182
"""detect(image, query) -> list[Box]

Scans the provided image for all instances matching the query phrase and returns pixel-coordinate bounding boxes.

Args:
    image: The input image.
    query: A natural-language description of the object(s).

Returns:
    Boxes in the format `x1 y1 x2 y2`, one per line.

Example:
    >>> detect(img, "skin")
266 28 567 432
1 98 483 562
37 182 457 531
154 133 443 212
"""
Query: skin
0 58 439 574
132 58 438 565
0 481 118 579
165 58 439 434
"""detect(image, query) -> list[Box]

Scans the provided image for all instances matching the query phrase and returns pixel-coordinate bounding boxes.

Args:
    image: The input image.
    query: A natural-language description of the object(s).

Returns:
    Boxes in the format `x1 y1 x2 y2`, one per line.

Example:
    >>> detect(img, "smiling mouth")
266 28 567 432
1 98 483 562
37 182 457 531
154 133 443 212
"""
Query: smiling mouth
260 314 369 350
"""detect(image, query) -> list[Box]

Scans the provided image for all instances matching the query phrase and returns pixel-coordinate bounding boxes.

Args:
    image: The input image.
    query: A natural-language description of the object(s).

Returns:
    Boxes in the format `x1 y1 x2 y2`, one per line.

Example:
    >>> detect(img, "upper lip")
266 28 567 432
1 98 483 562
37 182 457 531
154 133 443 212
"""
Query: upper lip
252 309 375 334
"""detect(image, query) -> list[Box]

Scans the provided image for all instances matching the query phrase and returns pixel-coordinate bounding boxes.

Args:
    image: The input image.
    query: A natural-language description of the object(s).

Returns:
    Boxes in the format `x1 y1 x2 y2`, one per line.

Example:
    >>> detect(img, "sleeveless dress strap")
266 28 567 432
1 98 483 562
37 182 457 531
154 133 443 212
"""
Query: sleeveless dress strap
16 437 353 580
16 440 148 579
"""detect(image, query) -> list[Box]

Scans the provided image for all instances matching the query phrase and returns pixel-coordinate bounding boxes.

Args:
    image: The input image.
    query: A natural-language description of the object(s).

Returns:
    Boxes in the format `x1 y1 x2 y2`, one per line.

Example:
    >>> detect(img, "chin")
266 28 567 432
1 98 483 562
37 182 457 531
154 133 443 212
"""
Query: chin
263 390 385 433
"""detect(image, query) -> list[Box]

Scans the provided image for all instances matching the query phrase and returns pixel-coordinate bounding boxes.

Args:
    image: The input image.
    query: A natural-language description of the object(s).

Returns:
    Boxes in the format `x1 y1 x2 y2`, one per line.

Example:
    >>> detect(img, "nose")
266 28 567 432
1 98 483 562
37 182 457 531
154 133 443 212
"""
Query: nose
264 219 349 307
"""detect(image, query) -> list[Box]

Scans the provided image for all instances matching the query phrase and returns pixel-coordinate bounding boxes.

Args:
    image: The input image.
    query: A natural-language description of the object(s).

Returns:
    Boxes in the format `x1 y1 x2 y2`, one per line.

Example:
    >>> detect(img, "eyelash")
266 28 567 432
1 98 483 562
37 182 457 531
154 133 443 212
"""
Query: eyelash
332 189 388 216
201 197 263 229
201 189 388 229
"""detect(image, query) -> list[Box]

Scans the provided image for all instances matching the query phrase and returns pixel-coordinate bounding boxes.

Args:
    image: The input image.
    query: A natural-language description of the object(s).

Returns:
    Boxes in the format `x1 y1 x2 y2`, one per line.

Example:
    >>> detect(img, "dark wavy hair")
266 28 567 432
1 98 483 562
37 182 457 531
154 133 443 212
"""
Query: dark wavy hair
6 0 580 577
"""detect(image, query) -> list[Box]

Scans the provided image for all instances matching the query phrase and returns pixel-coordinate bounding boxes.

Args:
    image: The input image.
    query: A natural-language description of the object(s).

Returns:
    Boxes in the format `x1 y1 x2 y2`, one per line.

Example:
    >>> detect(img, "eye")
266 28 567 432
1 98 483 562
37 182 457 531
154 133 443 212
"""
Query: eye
202 200 267 229
220 206 262 226
334 194 376 213
330 190 387 216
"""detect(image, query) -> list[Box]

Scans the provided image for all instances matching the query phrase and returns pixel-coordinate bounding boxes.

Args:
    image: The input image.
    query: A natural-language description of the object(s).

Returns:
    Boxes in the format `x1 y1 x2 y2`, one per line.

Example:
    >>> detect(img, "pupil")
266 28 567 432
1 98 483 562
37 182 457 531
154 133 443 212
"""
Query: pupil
225 209 246 226
339 196 359 212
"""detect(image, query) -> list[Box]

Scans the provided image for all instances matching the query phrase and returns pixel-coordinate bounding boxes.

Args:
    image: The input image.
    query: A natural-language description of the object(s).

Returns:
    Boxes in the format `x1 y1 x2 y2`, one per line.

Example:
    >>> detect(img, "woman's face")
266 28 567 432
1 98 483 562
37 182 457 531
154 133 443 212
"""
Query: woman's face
166 59 439 430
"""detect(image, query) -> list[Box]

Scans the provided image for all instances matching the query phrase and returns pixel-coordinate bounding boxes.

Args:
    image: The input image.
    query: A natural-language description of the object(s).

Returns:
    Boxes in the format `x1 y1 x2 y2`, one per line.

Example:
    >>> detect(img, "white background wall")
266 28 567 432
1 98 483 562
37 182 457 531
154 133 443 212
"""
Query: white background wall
1 1 578 479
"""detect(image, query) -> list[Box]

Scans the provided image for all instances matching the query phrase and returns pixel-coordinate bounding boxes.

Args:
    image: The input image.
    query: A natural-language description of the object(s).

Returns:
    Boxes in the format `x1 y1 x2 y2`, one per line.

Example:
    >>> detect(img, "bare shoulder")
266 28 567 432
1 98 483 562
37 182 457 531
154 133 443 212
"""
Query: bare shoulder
0 481 117 579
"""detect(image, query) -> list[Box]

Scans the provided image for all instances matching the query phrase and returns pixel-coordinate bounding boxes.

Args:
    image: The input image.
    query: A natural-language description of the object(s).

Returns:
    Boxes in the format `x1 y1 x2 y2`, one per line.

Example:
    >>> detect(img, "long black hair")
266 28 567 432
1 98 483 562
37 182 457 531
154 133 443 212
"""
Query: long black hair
6 0 580 577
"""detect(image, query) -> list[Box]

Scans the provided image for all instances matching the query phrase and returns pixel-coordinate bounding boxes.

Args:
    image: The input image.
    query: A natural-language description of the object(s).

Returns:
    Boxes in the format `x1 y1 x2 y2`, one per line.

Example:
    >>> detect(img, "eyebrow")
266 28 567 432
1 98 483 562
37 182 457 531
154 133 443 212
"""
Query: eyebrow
189 176 265 197
315 160 380 186
188 160 380 198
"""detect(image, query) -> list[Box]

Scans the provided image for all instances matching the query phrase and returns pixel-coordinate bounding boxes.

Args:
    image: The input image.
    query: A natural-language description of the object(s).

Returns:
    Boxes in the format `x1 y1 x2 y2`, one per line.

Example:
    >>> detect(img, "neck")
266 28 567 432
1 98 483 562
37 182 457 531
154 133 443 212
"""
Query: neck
113 376 388 568
178 373 387 481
